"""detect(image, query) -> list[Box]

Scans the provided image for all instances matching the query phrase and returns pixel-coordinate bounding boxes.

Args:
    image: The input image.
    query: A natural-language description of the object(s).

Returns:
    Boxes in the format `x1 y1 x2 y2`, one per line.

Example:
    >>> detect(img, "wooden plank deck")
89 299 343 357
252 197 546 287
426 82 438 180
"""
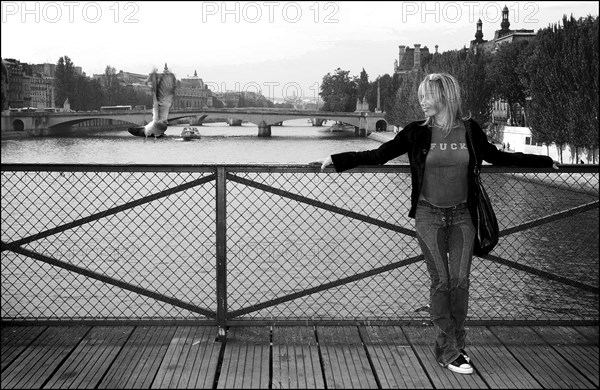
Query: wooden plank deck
1 325 597 389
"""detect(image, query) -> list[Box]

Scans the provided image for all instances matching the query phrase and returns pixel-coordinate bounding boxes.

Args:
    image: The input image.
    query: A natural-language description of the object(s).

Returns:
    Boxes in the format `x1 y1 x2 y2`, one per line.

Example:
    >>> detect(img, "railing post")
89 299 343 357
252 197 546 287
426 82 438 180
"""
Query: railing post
215 166 227 341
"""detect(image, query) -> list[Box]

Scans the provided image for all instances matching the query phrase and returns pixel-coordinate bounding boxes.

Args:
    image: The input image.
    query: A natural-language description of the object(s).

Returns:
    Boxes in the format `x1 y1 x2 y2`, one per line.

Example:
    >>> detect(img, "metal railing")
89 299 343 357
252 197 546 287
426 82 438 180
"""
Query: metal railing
1 164 598 328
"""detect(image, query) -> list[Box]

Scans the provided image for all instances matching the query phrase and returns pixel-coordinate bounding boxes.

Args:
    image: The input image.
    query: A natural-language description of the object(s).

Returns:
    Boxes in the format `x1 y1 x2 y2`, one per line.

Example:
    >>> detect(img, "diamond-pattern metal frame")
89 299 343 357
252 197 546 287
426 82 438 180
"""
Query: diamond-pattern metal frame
2 165 217 321
1 164 598 325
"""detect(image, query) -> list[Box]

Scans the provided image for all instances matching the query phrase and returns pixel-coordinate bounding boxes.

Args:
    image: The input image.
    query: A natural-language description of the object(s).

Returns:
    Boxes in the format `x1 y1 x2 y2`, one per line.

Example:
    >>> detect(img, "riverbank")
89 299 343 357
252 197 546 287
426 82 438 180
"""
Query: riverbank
368 130 396 143
1 125 127 140
1 131 27 140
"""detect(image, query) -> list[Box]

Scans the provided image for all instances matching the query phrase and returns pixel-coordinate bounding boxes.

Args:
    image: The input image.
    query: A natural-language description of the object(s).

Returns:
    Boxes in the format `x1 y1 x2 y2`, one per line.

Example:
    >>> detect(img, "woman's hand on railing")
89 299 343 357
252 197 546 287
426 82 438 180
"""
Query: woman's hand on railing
552 161 560 170
309 156 333 171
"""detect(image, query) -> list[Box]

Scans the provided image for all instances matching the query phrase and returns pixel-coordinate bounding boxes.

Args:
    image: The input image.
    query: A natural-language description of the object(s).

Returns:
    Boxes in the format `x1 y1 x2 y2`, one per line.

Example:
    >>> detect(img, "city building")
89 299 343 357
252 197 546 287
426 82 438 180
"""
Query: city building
92 68 214 109
394 44 437 74
491 98 526 127
116 70 149 86
31 63 56 78
175 70 212 109
28 73 55 109
116 70 152 98
1 61 8 110
3 58 56 110
3 58 24 108
469 5 536 54
91 70 151 96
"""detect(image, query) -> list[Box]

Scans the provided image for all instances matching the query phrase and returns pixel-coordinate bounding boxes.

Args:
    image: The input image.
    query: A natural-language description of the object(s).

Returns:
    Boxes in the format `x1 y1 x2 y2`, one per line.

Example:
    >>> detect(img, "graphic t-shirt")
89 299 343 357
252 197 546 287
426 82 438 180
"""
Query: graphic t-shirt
419 123 469 207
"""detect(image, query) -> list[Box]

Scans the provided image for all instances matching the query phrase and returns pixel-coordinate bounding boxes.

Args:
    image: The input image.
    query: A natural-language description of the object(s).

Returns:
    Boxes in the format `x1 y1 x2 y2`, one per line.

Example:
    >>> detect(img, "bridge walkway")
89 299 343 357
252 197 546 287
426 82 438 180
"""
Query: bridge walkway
1 324 598 389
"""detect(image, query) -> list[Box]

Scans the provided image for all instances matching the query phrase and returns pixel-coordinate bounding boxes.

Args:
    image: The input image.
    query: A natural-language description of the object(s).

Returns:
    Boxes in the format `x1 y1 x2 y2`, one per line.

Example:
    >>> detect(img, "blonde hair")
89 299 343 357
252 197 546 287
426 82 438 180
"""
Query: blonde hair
418 73 467 136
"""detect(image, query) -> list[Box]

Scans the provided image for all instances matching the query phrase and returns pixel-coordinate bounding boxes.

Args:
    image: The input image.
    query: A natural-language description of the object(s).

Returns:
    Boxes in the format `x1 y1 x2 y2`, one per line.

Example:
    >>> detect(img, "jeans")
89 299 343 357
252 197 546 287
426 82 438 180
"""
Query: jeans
415 200 475 366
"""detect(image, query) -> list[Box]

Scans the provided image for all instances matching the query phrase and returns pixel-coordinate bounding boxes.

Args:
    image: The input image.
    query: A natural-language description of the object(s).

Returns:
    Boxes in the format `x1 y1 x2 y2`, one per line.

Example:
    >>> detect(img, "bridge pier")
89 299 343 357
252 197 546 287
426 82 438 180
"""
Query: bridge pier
357 115 369 137
227 118 242 126
5 115 51 135
354 126 367 137
190 116 204 126
258 121 271 137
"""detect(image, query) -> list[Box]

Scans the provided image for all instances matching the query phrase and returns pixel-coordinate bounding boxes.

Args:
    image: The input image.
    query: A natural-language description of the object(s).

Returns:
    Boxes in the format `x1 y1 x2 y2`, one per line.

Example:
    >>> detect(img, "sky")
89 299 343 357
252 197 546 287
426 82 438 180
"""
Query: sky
1 1 598 102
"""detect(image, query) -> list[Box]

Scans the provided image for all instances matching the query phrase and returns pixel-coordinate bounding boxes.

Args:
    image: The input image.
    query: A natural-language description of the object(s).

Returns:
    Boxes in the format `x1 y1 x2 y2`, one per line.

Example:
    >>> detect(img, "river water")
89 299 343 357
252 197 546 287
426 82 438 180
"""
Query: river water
1 119 389 164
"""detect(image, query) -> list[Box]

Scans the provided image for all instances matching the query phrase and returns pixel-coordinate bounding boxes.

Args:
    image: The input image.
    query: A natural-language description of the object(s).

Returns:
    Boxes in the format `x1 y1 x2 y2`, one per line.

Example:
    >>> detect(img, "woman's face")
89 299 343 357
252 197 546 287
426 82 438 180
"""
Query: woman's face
420 87 440 118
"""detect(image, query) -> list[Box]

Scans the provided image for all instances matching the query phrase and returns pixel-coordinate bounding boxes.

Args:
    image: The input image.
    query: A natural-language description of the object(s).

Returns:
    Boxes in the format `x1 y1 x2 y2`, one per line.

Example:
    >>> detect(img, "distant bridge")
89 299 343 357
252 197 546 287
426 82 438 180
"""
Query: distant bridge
3 108 388 137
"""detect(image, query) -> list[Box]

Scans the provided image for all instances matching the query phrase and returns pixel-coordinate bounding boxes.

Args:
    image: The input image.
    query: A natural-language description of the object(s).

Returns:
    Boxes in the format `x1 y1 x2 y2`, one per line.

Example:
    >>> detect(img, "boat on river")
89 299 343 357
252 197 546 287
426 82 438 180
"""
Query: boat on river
180 127 201 141
329 122 355 132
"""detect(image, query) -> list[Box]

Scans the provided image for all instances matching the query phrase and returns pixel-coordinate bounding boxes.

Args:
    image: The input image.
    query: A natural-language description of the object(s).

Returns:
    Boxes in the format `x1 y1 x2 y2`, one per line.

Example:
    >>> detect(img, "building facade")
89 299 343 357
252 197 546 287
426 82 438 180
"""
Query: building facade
28 74 55 109
92 70 151 93
1 61 7 110
3 58 24 108
469 5 536 54
174 70 212 109
2 58 56 110
32 63 56 78
2 59 217 111
394 44 436 74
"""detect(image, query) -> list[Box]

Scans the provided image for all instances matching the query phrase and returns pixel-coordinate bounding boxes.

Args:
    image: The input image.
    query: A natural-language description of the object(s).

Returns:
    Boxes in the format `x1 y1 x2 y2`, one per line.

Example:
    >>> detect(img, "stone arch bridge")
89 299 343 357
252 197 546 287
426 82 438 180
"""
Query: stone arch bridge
4 108 388 137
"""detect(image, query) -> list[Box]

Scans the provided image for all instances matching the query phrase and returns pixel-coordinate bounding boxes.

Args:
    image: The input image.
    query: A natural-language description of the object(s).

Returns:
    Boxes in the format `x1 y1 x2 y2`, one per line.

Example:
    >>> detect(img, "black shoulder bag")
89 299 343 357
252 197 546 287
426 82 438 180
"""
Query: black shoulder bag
465 122 499 256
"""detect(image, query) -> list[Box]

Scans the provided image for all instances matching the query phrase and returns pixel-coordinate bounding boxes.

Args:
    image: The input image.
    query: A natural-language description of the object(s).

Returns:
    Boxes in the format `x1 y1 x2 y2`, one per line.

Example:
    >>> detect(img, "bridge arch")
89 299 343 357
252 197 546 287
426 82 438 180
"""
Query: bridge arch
12 119 24 132
275 117 360 128
209 114 363 129
375 119 388 132
48 118 140 129
167 114 208 124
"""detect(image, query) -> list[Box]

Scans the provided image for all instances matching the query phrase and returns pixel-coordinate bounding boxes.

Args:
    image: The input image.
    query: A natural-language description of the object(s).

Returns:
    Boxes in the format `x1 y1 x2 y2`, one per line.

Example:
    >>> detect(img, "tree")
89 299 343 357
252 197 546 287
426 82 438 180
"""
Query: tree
212 96 225 108
565 15 599 162
319 68 358 112
55 56 76 108
366 73 398 114
387 70 425 127
426 48 494 131
524 15 599 163
120 85 138 106
487 40 532 124
85 78 104 110
72 75 89 111
237 93 246 108
357 68 369 102
103 65 120 106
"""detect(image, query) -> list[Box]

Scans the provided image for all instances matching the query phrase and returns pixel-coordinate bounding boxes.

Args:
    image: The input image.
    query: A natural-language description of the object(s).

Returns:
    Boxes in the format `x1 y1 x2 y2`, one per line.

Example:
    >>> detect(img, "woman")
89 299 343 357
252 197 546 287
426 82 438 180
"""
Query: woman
314 73 557 375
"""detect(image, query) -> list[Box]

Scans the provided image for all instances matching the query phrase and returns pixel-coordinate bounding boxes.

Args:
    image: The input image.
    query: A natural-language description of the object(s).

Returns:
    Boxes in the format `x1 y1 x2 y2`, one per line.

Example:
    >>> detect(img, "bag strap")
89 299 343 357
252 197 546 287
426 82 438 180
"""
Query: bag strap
463 120 480 176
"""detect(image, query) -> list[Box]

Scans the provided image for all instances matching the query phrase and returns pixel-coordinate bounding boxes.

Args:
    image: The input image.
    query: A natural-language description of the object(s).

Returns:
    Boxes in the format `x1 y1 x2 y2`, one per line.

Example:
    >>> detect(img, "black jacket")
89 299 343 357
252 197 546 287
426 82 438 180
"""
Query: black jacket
331 119 554 224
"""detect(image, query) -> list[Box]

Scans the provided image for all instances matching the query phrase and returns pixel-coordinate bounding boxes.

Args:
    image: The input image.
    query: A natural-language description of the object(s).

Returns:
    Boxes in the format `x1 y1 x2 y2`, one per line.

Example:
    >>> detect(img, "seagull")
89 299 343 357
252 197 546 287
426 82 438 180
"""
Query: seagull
128 65 176 141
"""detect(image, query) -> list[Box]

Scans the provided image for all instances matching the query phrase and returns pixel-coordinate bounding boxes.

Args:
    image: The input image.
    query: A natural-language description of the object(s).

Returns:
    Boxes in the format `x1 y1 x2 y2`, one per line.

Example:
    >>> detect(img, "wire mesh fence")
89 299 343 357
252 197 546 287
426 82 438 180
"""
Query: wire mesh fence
1 164 598 325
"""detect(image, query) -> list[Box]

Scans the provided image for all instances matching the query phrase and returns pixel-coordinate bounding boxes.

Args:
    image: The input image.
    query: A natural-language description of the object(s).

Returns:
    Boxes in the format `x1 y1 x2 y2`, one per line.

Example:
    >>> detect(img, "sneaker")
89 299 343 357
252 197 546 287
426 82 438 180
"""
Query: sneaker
460 348 470 363
443 354 473 375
